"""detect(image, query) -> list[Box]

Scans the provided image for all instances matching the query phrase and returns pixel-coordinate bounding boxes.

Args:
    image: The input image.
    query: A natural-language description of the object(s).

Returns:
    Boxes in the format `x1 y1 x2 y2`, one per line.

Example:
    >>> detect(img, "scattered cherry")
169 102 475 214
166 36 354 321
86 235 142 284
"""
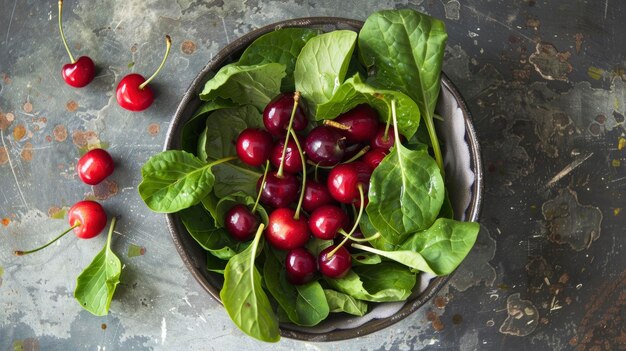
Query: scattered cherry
334 105 380 143
265 208 310 250
270 136 303 174
371 126 406 150
58 0 95 88
116 35 172 111
263 93 308 136
318 245 352 278
302 179 335 213
76 148 114 185
236 128 273 167
327 161 371 204
308 205 349 240
304 126 346 166
285 248 317 285
14 200 107 256
362 148 388 169
224 204 259 241
257 171 299 208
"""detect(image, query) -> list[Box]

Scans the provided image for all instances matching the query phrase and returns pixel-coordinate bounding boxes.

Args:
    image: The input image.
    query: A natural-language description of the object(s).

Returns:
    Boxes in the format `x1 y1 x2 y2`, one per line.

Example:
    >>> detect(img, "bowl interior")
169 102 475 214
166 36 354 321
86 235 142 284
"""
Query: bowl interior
164 17 482 342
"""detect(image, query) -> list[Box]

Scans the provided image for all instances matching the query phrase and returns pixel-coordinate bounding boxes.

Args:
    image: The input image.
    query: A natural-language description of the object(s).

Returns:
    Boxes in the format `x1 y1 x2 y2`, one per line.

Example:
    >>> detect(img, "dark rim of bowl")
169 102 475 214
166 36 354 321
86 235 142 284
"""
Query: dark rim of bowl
164 16 483 342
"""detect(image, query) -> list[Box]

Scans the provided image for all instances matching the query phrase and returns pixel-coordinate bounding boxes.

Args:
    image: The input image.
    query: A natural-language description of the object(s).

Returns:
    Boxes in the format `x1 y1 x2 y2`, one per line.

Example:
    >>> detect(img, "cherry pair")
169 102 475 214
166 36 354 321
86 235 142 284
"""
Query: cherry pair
58 0 171 111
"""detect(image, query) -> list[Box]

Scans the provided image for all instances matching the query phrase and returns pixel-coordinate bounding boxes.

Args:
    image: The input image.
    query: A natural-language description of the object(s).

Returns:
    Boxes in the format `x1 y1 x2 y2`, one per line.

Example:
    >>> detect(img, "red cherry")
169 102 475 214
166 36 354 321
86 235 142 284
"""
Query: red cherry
224 204 259 241
327 161 371 204
304 126 346 166
371 126 406 150
362 148 388 169
76 148 114 185
318 245 352 278
68 201 108 239
236 128 273 167
257 171 299 208
308 205 349 240
302 180 335 213
116 35 172 111
62 56 96 88
263 93 308 137
285 248 317 285
265 208 310 250
334 105 380 143
270 136 303 174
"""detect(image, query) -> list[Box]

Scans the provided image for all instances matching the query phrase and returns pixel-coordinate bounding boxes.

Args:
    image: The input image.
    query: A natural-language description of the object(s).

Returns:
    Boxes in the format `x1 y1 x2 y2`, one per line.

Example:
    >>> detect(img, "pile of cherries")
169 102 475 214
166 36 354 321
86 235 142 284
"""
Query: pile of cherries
225 92 403 284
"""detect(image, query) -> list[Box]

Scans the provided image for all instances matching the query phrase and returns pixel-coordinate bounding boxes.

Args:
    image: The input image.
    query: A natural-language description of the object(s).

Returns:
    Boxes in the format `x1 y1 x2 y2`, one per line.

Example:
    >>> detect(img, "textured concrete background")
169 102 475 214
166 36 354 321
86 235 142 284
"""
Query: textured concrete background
1 0 624 350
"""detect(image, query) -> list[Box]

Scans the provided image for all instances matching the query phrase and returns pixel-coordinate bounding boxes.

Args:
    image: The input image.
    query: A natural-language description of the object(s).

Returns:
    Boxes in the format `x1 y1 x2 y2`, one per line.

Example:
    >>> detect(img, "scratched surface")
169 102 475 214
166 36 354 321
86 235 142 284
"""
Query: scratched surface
1 0 624 350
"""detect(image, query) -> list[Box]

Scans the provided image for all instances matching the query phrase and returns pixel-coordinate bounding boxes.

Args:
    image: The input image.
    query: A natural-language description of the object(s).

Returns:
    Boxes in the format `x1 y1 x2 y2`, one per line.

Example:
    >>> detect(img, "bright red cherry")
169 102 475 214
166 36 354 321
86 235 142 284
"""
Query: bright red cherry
318 245 352 278
265 208 310 250
285 248 317 285
116 35 172 111
362 148 388 169
58 0 95 88
236 128 273 167
327 161 372 204
371 126 406 150
334 105 380 143
224 204 259 241
304 126 346 166
302 180 335 213
270 136 303 174
76 148 114 185
308 205 349 240
263 93 308 137
257 171 299 208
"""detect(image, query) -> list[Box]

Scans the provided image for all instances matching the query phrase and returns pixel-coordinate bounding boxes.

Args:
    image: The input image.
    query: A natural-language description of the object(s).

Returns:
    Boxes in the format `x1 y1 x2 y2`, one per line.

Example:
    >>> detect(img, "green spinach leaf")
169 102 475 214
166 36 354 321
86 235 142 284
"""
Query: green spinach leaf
200 63 286 111
323 289 368 316
207 253 227 274
212 163 262 198
351 252 382 265
220 224 279 342
74 217 121 316
359 9 447 168
238 28 320 92
366 145 445 244
294 30 357 112
316 74 420 139
182 98 236 154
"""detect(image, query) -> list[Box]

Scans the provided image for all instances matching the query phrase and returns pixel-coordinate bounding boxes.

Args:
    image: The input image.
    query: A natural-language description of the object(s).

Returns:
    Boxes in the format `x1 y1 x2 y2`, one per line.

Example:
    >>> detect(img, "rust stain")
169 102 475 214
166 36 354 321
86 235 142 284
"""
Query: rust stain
0 147 8 165
0 112 11 130
147 123 160 136
526 18 540 30
89 180 119 200
21 142 33 161
1 218 10 226
23 102 33 113
426 310 445 331
101 323 107 330
452 314 463 325
66 100 78 112
181 40 197 55
499 293 539 337
529 42 573 81
2 73 11 84
72 130 104 152
13 123 27 141
574 33 584 54
130 43 138 53
53 125 68 142
434 296 448 309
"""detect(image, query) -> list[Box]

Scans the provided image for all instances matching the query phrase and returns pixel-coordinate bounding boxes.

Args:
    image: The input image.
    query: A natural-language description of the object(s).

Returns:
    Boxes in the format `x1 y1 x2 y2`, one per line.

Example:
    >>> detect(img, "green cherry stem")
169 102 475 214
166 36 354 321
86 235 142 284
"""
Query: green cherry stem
326 183 365 259
252 160 270 214
290 129 306 220
58 0 75 63
139 35 172 90
105 217 117 250
277 91 301 178
338 229 381 242
382 107 393 143
14 221 81 256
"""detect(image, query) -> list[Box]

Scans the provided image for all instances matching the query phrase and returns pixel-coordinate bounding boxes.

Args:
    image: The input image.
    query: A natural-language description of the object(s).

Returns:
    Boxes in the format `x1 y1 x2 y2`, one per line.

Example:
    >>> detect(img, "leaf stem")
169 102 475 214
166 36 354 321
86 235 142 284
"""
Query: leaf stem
139 35 172 90
105 217 117 250
391 100 402 164
338 229 381 242
14 221 81 256
383 107 392 142
290 129 306 220
207 156 237 168
424 112 444 171
252 160 270 214
326 184 365 259
277 91 300 178
58 0 75 63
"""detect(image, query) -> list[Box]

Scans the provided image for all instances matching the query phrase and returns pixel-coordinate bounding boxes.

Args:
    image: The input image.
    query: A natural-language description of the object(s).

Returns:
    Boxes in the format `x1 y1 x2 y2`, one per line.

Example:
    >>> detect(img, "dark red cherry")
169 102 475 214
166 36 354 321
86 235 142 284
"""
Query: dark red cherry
270 136 303 174
302 180 335 213
304 126 346 166
62 56 96 88
265 208 310 250
342 143 366 161
224 204 259 241
76 148 114 185
257 171 299 208
263 93 308 137
334 105 380 143
362 148 388 169
285 248 317 285
327 161 372 204
371 126 406 150
318 245 352 278
236 128 273 167
308 205 349 240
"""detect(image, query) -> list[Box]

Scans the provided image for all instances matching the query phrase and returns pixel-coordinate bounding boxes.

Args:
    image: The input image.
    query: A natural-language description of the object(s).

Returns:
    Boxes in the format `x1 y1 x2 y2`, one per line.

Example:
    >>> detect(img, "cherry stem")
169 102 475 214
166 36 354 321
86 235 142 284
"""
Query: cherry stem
383 108 392 143
14 221 81 256
323 119 351 131
326 184 365 259
208 156 237 168
277 91 300 178
342 145 370 164
290 129 306 220
338 229 381 242
139 35 172 90
252 160 270 214
58 0 75 63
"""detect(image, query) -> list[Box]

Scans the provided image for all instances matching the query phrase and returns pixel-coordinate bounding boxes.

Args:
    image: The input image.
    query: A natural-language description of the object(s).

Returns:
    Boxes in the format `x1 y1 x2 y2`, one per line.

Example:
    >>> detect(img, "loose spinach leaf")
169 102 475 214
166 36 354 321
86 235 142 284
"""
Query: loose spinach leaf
182 98 236 154
316 74 420 139
399 218 480 275
220 224 280 342
366 144 445 245
294 30 357 113
325 262 416 302
138 150 232 213
263 249 329 326
179 204 248 260
200 63 286 111
215 191 269 227
359 9 447 168
238 28 320 92
323 289 368 316
74 217 121 316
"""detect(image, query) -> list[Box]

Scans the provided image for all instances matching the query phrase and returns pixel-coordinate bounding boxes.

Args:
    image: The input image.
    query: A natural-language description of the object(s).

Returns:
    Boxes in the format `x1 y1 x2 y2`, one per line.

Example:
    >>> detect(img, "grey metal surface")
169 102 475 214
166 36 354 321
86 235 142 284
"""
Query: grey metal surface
1 0 624 350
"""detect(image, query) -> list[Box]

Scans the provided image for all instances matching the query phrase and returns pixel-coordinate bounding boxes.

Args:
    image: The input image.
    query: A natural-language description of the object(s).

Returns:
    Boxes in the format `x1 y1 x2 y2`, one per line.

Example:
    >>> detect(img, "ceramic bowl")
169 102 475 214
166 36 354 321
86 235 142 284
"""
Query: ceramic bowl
164 17 483 341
